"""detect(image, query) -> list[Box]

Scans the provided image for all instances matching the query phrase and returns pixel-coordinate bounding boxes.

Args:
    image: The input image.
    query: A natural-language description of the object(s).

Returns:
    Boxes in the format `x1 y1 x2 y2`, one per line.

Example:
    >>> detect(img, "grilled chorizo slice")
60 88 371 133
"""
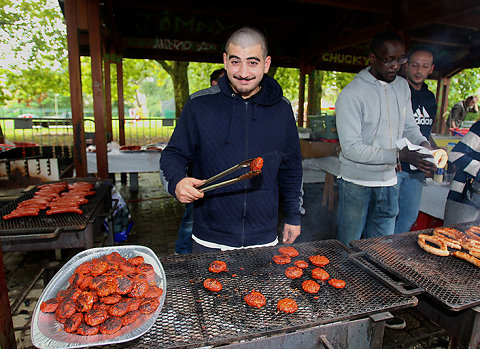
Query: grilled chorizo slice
203 278 222 292
100 293 122 305
108 300 130 317
56 311 68 324
208 260 227 273
309 255 330 267
90 260 109 277
89 275 109 290
78 275 94 291
139 298 160 314
126 298 143 312
76 321 99 336
56 289 69 302
328 279 346 289
311 268 330 281
136 263 154 276
99 316 122 335
277 298 298 313
56 300 76 319
302 280 321 294
115 275 134 295
285 266 303 279
127 256 144 266
144 285 163 299
84 308 109 326
96 280 118 297
272 255 291 265
69 273 86 287
119 261 136 274
244 291 266 308
40 298 59 313
128 279 149 298
294 260 309 269
121 310 142 327
64 312 83 333
93 302 111 311
278 246 299 257
76 291 95 312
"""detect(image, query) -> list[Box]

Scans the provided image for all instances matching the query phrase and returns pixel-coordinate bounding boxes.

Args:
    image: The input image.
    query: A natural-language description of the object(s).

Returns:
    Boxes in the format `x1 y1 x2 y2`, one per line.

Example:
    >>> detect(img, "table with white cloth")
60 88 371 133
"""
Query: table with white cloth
86 151 161 191
302 156 450 220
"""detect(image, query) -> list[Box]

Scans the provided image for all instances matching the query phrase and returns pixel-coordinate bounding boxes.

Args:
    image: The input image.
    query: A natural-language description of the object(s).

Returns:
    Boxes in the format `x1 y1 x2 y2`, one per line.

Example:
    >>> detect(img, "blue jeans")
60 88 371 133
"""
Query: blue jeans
394 171 424 234
175 203 193 254
336 178 399 246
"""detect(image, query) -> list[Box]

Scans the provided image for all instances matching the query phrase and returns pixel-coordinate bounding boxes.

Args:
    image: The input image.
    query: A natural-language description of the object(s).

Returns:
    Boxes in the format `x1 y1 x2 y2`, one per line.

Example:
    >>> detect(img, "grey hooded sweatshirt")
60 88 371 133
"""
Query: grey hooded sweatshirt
335 67 428 183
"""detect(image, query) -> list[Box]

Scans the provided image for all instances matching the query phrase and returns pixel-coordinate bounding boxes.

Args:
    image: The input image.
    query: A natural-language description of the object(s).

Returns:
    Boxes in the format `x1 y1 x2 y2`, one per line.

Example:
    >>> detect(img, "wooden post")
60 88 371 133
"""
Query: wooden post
0 242 16 349
306 70 315 128
298 69 306 128
88 0 108 178
65 0 87 177
117 60 126 146
104 59 113 141
437 77 450 135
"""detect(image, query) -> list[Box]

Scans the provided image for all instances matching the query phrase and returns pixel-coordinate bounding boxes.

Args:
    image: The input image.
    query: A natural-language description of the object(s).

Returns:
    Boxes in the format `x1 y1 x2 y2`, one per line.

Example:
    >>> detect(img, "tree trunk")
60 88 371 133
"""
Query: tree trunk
312 70 324 114
156 60 190 118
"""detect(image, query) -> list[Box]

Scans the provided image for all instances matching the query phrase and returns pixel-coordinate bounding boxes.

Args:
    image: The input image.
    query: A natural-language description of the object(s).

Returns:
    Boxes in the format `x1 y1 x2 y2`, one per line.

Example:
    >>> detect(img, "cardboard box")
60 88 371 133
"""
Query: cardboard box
300 140 340 158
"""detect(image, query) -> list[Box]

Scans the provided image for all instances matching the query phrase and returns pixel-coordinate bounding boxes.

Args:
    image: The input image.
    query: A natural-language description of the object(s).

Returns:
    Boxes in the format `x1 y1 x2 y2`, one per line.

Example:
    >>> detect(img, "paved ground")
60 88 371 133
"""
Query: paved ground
2 173 453 348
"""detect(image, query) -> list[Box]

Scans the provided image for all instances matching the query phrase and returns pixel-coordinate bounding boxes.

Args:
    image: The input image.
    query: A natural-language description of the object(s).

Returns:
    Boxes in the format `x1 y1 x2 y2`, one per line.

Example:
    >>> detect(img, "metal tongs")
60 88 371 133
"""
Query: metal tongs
197 158 261 192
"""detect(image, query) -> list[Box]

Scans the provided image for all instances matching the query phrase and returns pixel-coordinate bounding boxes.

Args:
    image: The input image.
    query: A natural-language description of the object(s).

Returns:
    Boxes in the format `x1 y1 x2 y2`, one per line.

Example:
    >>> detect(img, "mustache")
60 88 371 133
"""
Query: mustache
233 75 255 81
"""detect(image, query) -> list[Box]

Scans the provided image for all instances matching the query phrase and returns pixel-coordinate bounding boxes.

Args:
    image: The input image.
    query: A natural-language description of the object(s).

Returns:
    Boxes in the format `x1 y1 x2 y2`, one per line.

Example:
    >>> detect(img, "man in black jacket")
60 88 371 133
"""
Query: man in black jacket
160 27 303 253
395 46 437 235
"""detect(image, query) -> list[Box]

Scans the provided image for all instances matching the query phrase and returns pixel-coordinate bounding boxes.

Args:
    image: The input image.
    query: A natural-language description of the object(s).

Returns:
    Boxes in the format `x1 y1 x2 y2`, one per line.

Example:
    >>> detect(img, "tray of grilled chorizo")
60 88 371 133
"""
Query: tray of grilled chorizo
31 245 166 348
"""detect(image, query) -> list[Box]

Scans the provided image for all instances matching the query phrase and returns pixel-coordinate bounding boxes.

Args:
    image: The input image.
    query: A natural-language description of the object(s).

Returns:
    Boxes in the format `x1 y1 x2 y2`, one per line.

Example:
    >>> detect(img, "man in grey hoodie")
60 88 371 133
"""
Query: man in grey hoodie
335 30 435 246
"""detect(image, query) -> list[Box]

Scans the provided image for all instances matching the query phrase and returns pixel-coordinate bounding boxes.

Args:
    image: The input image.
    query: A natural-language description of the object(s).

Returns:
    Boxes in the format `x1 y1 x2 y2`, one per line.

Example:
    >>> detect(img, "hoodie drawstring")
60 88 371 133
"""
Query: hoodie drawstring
225 93 236 144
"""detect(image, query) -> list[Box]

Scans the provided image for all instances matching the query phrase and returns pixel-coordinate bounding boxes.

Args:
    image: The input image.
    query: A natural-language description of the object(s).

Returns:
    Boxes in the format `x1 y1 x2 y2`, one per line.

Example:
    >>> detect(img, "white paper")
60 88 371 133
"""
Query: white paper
395 138 435 170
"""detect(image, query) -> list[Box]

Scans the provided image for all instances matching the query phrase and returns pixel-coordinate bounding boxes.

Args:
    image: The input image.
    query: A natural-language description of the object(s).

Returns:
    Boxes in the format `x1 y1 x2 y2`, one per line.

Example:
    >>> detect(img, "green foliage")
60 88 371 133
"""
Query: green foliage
446 68 480 111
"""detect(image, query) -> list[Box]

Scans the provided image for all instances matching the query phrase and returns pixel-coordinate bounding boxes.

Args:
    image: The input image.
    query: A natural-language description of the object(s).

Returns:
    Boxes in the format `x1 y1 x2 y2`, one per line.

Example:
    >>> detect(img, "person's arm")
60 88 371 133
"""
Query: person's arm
159 98 204 203
278 107 303 243
335 89 397 165
449 122 480 181
428 135 438 149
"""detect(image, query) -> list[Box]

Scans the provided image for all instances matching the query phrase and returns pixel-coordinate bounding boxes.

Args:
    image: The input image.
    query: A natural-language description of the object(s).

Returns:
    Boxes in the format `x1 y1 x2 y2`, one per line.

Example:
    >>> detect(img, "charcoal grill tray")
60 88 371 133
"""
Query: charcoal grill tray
351 222 480 311
0 179 109 235
117 240 416 349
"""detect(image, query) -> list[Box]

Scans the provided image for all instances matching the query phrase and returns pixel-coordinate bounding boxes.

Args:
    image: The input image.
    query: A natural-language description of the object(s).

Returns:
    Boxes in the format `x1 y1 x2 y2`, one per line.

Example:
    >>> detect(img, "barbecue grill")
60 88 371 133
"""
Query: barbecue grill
0 178 112 252
116 240 416 348
350 222 480 348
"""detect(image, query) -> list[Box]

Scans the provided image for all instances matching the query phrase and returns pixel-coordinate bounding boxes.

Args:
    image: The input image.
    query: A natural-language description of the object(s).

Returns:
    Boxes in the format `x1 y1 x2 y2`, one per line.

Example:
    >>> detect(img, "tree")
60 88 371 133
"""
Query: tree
156 61 189 118
0 0 69 105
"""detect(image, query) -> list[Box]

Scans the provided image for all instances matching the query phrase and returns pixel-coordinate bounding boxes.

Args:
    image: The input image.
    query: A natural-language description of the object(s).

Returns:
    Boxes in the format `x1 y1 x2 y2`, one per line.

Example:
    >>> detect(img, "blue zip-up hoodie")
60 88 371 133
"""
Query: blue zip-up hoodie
160 74 303 248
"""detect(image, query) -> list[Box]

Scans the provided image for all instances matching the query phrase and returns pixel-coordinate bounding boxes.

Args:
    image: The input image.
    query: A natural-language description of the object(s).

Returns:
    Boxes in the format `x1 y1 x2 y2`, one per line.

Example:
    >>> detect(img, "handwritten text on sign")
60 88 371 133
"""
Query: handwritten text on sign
124 37 218 52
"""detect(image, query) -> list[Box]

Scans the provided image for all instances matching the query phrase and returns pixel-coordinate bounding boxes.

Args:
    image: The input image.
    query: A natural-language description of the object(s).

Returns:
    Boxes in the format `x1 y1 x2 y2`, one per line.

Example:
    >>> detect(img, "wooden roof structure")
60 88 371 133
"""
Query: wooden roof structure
59 0 480 177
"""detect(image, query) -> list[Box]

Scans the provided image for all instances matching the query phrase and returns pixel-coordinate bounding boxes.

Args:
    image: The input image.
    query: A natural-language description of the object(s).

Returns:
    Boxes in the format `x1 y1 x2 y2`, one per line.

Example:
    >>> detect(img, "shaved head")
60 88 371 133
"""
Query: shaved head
225 27 268 58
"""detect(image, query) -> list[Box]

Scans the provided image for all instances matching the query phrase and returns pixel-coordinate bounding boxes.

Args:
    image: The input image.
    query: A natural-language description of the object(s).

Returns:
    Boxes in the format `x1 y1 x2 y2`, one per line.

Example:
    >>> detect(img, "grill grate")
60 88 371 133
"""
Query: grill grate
351 223 480 311
0 179 109 234
117 240 416 348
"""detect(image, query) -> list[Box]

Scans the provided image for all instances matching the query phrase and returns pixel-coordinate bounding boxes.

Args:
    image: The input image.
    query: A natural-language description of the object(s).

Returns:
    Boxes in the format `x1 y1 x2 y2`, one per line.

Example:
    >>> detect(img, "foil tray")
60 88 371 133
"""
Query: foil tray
31 245 167 349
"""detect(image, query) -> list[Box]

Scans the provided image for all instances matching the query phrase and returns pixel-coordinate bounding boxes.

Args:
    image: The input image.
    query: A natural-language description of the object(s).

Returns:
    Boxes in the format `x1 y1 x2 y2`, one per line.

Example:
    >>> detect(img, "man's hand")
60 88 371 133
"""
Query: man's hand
399 147 436 174
282 224 301 244
175 177 205 203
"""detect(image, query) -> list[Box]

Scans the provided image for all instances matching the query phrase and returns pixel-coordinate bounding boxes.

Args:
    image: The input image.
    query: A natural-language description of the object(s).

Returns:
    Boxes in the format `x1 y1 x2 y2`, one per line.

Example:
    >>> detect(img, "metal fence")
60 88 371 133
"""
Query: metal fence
0 117 177 146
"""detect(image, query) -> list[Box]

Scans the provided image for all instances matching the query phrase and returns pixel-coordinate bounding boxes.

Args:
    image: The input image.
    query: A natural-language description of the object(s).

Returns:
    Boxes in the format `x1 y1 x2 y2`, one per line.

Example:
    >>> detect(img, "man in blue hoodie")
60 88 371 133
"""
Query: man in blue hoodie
160 27 303 253
336 30 435 246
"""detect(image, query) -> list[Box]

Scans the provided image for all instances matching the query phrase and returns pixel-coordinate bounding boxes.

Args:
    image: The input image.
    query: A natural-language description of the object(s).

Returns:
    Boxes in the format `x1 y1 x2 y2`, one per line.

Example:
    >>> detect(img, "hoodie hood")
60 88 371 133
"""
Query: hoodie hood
217 74 284 106
355 66 403 87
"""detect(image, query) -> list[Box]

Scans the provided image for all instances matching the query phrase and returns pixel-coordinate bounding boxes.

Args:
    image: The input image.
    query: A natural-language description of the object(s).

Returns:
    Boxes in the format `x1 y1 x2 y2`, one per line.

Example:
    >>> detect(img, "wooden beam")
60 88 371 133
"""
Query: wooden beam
436 13 480 31
290 0 395 14
306 71 315 128
117 59 126 146
401 0 480 31
104 59 113 141
88 0 109 178
298 70 306 128
0 242 16 349
65 0 87 177
438 78 450 135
